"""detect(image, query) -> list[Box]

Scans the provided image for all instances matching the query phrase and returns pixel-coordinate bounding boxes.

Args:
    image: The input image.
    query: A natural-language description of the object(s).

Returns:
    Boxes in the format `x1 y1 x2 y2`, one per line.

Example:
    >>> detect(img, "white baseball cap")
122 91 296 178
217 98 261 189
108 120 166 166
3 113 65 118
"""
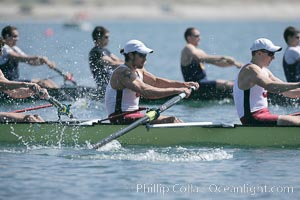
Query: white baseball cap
122 40 153 54
250 38 282 52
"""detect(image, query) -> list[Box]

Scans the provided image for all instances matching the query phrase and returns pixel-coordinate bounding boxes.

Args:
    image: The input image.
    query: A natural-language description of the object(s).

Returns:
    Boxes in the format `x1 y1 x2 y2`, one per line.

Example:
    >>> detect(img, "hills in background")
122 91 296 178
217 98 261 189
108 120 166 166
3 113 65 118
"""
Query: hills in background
1 0 300 21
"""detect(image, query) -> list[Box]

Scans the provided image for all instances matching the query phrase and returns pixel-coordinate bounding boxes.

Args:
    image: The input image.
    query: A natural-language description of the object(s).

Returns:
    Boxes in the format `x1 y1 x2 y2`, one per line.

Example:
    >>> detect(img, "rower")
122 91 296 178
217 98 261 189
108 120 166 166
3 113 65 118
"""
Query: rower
233 38 300 125
89 26 123 96
282 26 300 82
181 27 243 91
105 39 199 124
0 37 47 122
0 25 59 89
0 69 49 122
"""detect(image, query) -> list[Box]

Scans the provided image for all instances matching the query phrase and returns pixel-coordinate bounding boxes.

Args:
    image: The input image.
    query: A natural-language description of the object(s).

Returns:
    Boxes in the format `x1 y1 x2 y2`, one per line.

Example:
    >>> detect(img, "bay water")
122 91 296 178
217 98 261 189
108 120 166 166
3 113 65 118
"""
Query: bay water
0 20 300 199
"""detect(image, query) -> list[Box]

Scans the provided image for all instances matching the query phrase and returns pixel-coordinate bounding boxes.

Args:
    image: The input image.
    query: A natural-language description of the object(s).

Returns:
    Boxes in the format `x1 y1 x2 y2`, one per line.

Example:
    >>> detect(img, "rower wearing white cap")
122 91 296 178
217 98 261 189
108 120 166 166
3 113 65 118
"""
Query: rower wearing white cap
105 39 199 124
233 38 300 125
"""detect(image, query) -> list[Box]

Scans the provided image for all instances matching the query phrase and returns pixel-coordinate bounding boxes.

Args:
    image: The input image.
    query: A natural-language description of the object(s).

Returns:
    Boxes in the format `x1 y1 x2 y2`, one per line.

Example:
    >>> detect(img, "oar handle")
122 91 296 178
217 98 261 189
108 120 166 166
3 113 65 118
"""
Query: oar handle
159 86 195 112
46 96 64 108
47 96 74 119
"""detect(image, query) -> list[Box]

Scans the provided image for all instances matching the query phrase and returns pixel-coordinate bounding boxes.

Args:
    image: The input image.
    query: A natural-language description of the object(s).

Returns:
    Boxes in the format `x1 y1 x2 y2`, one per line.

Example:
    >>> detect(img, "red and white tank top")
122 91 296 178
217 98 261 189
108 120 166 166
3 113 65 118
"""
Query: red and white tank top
233 64 269 119
105 64 143 115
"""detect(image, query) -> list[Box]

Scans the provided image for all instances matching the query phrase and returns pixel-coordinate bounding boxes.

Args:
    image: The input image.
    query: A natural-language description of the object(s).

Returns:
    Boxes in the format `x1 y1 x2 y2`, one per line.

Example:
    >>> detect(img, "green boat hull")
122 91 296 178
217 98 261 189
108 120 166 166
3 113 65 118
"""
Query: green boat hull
0 122 299 148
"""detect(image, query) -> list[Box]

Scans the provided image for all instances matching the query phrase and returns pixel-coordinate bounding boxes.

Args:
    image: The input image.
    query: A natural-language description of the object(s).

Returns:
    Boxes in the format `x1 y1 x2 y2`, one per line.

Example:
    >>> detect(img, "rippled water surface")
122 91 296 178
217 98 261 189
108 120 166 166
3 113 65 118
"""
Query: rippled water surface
1 20 300 199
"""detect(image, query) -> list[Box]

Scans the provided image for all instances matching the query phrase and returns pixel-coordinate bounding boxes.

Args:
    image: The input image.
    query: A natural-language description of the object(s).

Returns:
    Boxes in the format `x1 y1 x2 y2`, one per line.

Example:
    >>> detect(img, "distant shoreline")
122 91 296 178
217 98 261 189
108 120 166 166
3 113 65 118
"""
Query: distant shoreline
1 3 300 22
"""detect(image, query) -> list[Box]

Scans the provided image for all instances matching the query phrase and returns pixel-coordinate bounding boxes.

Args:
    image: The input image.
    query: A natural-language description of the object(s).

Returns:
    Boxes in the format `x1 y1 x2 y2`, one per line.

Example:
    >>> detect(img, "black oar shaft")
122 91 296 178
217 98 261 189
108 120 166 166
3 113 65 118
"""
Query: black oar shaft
159 93 186 112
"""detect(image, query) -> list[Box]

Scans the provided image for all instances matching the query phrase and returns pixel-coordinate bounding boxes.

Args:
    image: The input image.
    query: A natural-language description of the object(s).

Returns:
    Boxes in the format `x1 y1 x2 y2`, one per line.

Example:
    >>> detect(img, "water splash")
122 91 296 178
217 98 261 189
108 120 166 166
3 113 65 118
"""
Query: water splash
86 140 122 151
73 147 233 162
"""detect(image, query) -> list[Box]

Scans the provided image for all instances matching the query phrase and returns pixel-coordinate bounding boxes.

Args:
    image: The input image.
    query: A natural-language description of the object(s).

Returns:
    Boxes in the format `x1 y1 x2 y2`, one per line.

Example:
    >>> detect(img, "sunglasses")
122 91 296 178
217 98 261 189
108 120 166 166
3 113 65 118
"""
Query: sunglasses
191 34 200 38
97 35 109 40
260 49 275 57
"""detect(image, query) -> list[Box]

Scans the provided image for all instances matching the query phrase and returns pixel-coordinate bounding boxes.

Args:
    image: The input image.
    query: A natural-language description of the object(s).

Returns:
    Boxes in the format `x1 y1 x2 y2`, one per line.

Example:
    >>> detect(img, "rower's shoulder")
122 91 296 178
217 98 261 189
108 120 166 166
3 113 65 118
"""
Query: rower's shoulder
113 66 132 78
240 63 267 78
183 44 195 51
182 44 204 55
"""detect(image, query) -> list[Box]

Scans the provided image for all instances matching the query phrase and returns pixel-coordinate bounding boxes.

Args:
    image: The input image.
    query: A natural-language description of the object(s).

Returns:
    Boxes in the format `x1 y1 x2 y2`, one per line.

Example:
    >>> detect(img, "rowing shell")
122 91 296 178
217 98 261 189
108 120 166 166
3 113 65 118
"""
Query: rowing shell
0 121 299 148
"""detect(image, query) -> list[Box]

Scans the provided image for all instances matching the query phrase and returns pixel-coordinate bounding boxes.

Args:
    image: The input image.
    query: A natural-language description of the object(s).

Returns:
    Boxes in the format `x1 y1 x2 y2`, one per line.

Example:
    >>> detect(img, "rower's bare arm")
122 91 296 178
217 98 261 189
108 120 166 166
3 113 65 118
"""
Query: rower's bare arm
142 69 179 87
8 50 40 65
40 57 56 69
8 50 55 68
189 44 242 68
233 61 244 68
110 54 124 65
102 54 123 69
253 67 300 93
142 69 199 89
0 79 30 91
282 88 300 98
4 88 35 98
267 70 300 98
134 80 191 99
202 55 241 68
119 71 187 99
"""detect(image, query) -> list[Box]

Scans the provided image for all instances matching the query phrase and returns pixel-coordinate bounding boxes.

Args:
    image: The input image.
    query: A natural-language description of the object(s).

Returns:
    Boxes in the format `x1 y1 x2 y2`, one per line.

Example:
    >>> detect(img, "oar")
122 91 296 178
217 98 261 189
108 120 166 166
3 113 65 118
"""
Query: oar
52 67 77 85
289 111 300 116
12 104 53 113
92 87 195 149
41 93 74 119
79 107 148 126
99 108 148 123
26 86 74 119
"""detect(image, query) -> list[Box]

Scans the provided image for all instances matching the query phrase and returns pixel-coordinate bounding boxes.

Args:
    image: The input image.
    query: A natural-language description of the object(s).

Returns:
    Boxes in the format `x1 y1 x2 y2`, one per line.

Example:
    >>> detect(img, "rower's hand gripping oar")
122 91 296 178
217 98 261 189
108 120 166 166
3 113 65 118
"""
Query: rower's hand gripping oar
92 87 195 149
53 67 77 86
35 87 74 119
45 95 74 119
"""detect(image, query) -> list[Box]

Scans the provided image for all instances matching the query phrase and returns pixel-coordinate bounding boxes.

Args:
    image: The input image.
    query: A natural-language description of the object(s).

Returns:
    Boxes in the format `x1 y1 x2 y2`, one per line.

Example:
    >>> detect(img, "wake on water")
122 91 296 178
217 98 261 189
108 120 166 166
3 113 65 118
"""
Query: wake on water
0 139 233 163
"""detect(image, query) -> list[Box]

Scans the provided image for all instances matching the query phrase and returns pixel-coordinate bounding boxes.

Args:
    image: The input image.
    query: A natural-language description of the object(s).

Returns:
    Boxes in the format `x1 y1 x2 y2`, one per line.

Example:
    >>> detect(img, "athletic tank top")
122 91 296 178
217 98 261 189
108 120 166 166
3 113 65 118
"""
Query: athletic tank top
105 64 142 115
233 64 268 119
88 46 114 93
0 45 26 80
181 59 207 82
283 46 300 82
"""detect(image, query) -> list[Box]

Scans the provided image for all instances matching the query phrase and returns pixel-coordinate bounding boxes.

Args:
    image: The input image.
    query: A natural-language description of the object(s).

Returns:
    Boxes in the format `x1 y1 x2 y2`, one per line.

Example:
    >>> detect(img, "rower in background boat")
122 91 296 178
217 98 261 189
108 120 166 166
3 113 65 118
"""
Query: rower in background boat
181 27 243 92
89 26 123 96
0 56 49 122
234 38 300 126
105 39 199 124
0 25 61 89
0 37 51 122
282 26 300 82
0 70 48 122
